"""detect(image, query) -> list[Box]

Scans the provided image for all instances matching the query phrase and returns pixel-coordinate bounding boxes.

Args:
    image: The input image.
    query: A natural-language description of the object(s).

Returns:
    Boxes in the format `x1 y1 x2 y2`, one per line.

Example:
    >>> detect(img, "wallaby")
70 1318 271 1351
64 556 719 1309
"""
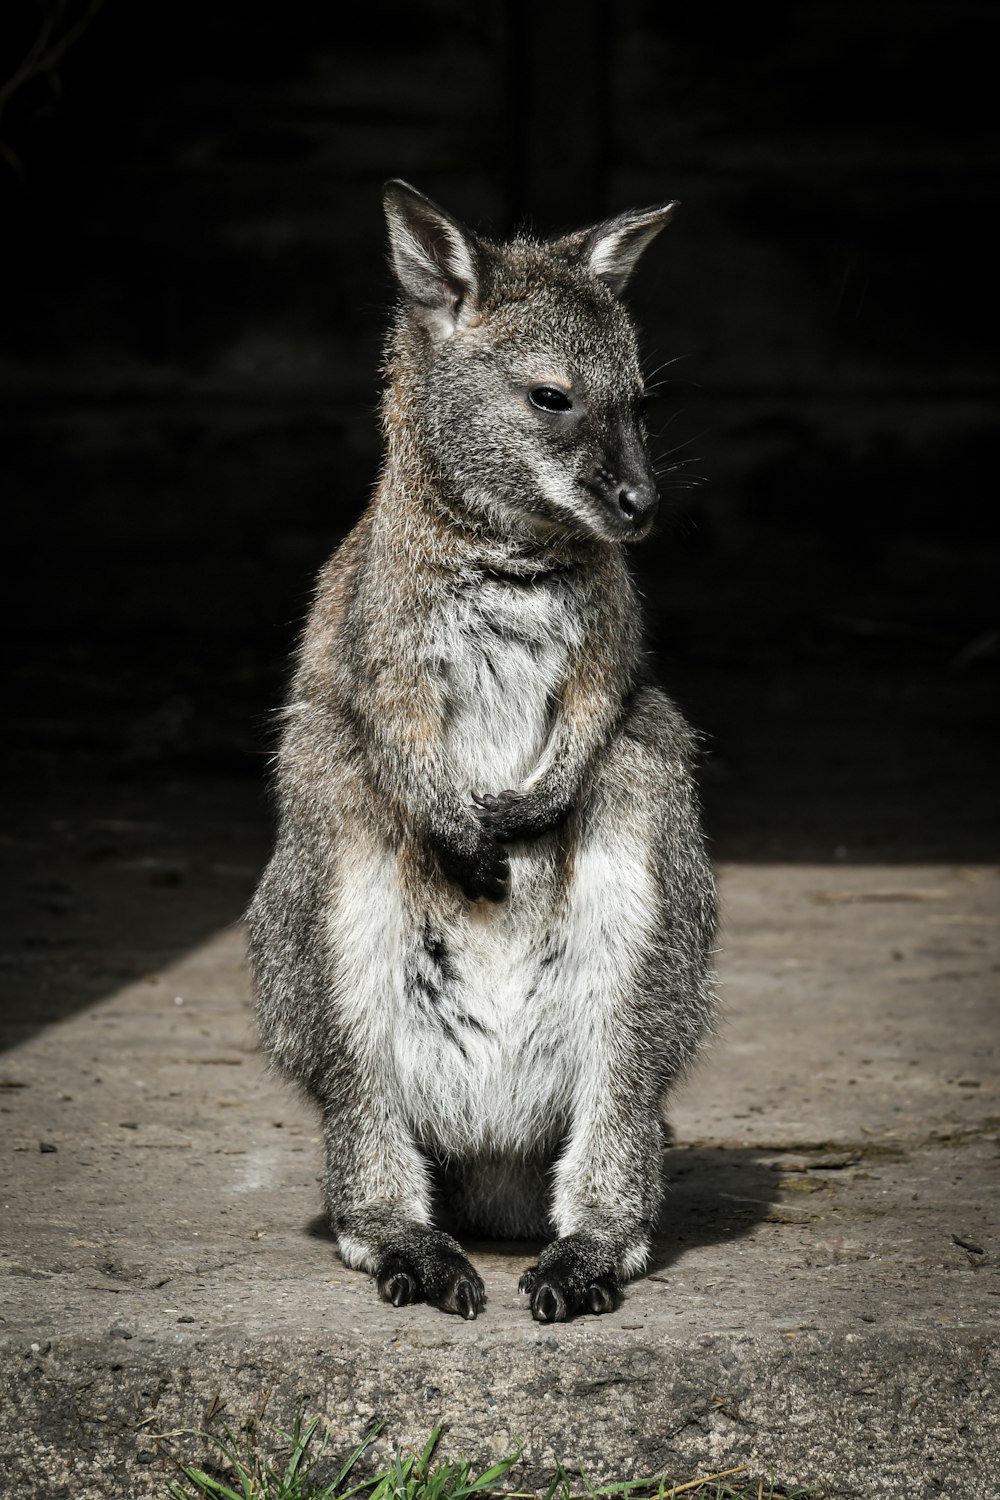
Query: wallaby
247 181 716 1323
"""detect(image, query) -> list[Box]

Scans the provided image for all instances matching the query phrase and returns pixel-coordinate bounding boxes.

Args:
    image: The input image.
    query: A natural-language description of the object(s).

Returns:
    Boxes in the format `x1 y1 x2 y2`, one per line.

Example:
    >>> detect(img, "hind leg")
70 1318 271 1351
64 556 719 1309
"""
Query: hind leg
250 831 485 1319
518 843 665 1322
323 1098 486 1320
520 689 715 1321
519 1094 664 1321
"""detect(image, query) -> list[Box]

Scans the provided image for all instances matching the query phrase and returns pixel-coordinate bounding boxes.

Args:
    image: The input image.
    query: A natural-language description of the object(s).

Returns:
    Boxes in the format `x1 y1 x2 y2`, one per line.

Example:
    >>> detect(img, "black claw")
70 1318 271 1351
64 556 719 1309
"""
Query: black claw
463 879 504 903
532 1282 565 1323
380 1269 418 1307
455 1278 480 1320
586 1280 615 1314
518 1268 537 1295
482 863 510 901
460 855 509 902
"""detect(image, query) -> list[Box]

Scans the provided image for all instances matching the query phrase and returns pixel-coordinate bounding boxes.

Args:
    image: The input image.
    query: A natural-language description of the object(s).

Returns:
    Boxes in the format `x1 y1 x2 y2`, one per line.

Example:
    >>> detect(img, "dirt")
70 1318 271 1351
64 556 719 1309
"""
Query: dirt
2 780 997 1496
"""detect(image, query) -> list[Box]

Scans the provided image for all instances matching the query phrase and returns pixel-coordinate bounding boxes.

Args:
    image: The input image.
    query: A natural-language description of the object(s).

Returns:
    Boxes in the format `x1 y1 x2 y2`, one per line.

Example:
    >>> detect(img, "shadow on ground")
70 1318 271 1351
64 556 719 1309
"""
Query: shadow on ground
0 765 269 1052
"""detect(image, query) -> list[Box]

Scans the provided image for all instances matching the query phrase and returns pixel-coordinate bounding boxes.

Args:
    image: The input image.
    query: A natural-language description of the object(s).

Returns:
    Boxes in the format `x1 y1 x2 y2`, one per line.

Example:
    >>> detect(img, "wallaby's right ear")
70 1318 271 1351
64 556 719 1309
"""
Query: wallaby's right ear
383 180 480 337
556 202 678 297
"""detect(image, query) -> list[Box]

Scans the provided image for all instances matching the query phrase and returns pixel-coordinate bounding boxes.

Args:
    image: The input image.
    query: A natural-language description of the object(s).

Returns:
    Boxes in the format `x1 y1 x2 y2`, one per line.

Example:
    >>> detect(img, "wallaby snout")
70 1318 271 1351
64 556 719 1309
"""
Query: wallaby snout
590 463 658 537
589 416 659 537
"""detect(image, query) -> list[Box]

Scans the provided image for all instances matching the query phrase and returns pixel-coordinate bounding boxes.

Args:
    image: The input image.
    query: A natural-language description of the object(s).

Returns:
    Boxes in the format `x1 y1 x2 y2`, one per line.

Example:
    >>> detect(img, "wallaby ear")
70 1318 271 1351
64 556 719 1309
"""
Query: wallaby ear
570 202 679 296
383 179 479 335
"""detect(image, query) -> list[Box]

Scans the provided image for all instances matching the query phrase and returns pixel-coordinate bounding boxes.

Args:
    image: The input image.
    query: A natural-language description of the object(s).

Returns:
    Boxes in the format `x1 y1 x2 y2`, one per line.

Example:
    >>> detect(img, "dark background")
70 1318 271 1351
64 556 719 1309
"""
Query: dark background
2 0 998 967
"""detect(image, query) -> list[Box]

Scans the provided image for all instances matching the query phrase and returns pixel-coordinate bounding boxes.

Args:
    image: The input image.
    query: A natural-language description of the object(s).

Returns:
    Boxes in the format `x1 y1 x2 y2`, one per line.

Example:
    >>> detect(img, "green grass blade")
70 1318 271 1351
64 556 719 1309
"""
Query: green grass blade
327 1423 385 1493
459 1451 523 1493
542 1464 571 1500
282 1413 322 1484
568 1458 600 1500
162 1416 819 1500
419 1425 443 1470
172 1466 246 1500
204 1424 255 1493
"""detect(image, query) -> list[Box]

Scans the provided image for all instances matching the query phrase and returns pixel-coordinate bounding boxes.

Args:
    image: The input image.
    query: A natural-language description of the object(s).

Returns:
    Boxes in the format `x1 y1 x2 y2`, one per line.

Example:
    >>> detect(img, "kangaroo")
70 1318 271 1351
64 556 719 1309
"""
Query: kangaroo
247 181 716 1323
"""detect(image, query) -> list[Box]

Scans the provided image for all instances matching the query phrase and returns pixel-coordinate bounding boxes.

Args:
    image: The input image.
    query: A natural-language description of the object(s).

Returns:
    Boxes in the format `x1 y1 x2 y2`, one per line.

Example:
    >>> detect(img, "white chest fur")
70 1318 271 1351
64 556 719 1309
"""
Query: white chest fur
329 834 578 1159
431 573 581 797
330 569 614 1165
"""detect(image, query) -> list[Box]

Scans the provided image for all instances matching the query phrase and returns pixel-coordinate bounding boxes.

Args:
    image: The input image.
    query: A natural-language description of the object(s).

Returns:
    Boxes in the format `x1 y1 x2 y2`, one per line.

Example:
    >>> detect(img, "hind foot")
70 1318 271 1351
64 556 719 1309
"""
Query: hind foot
519 1235 621 1322
375 1237 486 1320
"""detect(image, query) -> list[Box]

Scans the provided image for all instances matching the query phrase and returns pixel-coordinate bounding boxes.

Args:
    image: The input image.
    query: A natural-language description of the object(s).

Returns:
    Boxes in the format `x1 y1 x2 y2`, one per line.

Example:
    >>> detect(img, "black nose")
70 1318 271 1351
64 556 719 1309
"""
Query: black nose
615 485 657 529
590 462 658 535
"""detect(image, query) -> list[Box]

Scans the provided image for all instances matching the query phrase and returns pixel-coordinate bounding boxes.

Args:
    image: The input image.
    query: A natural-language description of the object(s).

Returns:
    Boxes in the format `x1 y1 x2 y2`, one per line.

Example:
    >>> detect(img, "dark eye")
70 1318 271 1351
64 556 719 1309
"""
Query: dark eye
529 386 573 413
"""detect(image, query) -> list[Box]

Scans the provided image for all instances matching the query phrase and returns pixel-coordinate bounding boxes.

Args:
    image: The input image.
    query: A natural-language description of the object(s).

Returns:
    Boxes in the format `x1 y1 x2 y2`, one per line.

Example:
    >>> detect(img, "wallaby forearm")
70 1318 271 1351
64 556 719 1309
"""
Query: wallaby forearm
537 661 636 807
477 581 640 839
339 630 508 897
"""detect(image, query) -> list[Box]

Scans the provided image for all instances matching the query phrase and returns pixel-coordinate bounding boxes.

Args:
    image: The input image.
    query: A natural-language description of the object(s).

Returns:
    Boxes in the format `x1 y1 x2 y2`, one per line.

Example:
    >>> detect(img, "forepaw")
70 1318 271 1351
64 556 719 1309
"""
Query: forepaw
473 789 535 842
464 846 509 903
473 789 564 842
437 838 509 903
472 789 520 823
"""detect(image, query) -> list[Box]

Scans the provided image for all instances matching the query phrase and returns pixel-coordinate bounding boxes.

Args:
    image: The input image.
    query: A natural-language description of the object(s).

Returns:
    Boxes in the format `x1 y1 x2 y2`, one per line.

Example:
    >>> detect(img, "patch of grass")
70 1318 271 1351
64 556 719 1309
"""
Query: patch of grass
162 1416 824 1500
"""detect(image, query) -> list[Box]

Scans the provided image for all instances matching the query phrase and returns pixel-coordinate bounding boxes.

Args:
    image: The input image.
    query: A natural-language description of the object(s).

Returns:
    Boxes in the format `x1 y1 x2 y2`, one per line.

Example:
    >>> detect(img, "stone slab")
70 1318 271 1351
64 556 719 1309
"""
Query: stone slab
2 843 997 1498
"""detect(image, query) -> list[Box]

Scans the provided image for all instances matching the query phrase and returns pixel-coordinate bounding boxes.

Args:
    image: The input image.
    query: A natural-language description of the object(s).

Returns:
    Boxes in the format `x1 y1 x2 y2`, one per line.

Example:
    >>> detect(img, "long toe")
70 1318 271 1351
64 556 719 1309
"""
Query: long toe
518 1267 538 1296
531 1281 567 1322
586 1279 616 1314
378 1266 419 1307
389 1271 418 1306
455 1277 484 1320
429 1250 486 1318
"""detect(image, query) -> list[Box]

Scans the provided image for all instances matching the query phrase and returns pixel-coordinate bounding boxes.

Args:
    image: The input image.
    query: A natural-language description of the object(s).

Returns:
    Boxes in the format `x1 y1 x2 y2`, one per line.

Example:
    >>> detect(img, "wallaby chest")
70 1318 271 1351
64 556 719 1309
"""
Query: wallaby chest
430 570 583 796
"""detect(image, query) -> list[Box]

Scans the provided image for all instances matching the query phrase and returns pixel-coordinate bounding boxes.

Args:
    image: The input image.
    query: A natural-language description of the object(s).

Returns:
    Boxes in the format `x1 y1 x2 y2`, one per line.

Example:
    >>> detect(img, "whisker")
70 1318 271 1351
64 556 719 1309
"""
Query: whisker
657 476 708 491
652 428 709 459
649 408 687 442
645 378 703 396
653 455 704 472
643 352 691 384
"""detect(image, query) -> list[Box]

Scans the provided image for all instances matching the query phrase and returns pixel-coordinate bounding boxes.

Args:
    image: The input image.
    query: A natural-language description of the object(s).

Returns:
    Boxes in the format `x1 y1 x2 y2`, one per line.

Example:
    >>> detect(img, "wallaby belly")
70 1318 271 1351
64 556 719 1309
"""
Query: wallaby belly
328 786 659 1166
329 835 575 1160
328 575 591 1158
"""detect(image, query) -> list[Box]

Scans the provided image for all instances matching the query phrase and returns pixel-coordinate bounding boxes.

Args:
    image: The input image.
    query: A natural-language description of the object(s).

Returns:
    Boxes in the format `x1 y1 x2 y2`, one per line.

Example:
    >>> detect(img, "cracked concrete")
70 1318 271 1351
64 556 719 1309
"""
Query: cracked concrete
1 785 997 1497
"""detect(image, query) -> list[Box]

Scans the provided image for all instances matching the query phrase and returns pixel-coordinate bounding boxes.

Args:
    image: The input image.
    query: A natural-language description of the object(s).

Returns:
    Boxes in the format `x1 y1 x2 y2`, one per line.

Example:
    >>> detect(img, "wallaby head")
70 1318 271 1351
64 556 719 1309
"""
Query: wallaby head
382 180 677 546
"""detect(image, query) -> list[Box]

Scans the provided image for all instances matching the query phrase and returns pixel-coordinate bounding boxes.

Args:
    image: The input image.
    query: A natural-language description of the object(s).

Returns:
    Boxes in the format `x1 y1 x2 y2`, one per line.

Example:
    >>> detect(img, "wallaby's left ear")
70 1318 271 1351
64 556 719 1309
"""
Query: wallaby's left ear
383 179 480 336
566 202 678 296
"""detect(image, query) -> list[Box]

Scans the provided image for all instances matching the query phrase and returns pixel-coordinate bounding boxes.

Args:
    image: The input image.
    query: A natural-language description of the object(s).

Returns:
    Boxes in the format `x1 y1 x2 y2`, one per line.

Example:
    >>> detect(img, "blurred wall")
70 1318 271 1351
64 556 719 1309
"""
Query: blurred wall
2 0 997 857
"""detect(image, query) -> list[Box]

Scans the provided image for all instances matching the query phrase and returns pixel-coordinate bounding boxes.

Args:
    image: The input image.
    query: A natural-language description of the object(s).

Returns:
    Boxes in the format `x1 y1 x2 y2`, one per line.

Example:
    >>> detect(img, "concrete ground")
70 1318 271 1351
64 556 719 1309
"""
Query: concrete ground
1 780 997 1499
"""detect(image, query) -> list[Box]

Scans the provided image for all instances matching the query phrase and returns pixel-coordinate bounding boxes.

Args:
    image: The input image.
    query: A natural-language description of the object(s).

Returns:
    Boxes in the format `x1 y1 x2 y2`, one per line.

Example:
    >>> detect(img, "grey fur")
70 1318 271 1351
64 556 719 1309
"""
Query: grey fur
247 181 717 1322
